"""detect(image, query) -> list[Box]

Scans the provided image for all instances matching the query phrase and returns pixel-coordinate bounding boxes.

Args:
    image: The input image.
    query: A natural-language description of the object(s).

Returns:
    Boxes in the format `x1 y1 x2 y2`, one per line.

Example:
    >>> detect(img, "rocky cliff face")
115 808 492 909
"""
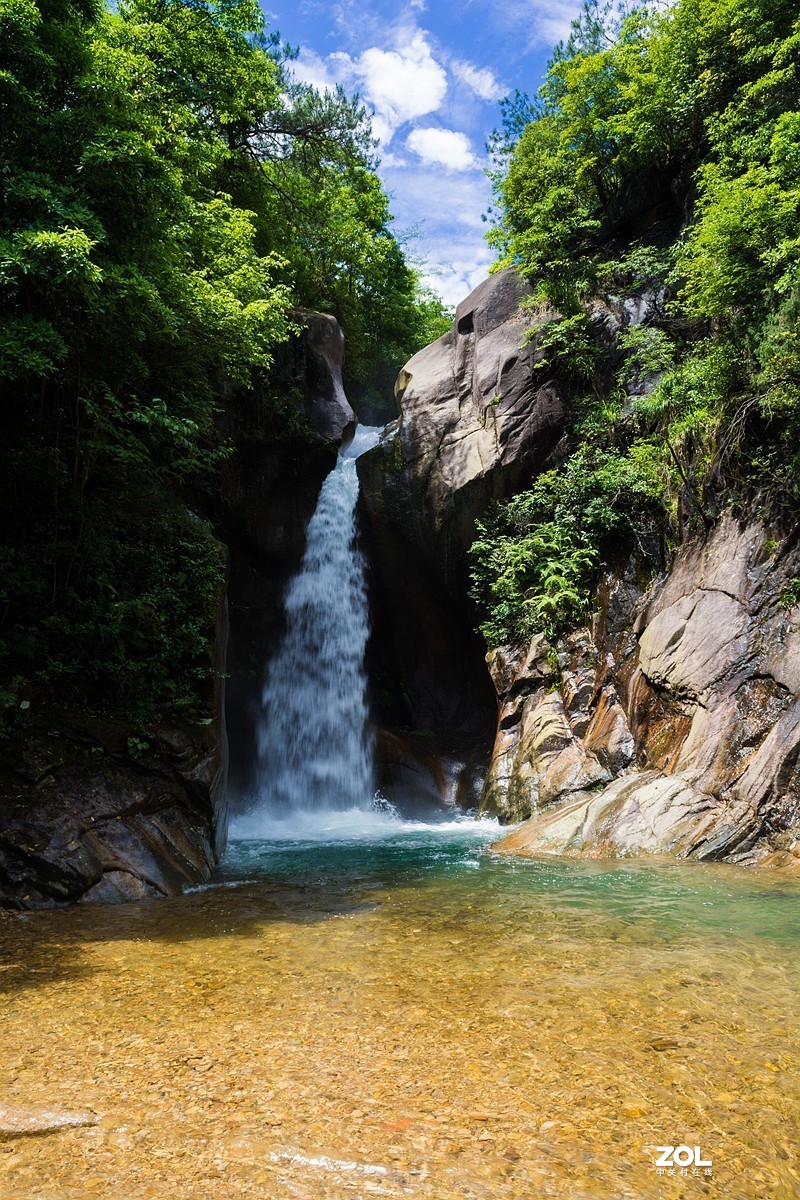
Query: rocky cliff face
358 270 566 740
0 713 227 906
490 515 800 866
359 269 566 601
359 266 800 867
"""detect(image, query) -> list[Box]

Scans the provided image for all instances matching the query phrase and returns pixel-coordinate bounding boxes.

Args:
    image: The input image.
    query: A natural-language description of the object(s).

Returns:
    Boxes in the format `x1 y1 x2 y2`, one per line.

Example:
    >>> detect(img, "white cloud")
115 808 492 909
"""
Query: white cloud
534 0 583 44
424 250 494 309
369 112 396 146
290 23 510 158
379 148 411 169
381 165 495 305
285 17 501 308
481 0 582 50
407 126 477 171
451 59 506 102
384 164 490 233
333 30 447 143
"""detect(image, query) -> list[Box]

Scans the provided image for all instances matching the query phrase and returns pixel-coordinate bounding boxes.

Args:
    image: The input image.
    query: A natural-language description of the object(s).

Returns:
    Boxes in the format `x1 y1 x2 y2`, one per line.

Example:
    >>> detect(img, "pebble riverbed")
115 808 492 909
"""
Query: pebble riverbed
1 821 799 1199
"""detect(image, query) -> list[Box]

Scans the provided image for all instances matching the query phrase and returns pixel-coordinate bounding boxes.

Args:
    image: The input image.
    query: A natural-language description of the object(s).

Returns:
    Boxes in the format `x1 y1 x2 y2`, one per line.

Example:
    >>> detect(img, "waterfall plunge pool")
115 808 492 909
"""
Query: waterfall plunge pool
2 826 800 1200
3 420 799 1199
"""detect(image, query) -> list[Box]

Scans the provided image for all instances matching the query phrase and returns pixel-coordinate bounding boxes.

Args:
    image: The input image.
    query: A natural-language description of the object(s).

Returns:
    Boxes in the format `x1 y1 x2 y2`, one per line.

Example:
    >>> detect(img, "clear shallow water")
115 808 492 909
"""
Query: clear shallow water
223 813 800 948
1 821 799 1199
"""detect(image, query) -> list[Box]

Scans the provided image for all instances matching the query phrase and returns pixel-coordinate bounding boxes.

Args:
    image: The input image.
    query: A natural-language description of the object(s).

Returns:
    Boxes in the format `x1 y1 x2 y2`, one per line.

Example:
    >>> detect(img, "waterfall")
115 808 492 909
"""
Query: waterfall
251 427 379 815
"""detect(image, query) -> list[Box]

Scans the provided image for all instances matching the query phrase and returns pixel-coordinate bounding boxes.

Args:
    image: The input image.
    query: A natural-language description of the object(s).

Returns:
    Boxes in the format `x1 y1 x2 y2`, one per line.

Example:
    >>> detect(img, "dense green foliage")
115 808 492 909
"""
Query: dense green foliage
471 445 665 644
0 0 446 725
472 0 800 646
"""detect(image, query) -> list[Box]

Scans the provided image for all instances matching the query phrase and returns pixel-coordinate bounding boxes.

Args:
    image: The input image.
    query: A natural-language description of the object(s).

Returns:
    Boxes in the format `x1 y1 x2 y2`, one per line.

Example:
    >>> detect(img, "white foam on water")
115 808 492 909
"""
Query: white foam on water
229 803 502 846
340 423 383 459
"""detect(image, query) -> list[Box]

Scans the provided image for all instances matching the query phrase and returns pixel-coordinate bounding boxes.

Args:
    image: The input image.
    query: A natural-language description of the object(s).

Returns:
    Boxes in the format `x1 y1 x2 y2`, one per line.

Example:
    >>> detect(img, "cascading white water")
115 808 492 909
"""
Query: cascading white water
250 427 380 816
228 423 498 844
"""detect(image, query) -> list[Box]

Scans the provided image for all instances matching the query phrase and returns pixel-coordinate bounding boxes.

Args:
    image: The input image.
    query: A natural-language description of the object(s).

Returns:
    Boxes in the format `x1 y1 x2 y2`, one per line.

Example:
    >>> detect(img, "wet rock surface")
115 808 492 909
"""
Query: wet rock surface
0 1104 97 1139
374 728 485 816
489 515 800 865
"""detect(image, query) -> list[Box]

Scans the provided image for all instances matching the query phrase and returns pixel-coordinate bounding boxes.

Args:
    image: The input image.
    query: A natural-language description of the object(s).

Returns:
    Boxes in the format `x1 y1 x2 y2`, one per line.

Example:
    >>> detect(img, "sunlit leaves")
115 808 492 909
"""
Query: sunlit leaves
476 0 800 653
470 446 665 645
0 0 443 722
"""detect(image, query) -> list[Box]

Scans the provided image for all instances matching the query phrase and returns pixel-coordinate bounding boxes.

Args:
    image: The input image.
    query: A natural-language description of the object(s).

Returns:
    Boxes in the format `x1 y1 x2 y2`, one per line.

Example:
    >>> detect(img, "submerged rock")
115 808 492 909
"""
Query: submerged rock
490 515 800 866
0 1104 97 1138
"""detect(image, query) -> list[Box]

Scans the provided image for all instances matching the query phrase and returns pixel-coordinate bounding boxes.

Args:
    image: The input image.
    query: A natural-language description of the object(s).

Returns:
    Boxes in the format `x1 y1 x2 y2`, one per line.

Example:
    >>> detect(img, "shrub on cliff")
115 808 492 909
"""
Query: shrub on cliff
470 444 665 644
472 0 800 647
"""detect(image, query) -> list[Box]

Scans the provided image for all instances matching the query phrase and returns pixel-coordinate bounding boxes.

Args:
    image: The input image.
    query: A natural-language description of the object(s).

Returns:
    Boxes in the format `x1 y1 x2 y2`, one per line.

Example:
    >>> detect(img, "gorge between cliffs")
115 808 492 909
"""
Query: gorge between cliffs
4 1 800 1196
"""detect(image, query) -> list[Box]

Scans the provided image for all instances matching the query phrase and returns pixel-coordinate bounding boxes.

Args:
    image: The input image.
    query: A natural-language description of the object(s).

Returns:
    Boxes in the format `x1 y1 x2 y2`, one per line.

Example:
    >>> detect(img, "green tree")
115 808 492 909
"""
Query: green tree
0 0 446 724
474 0 800 647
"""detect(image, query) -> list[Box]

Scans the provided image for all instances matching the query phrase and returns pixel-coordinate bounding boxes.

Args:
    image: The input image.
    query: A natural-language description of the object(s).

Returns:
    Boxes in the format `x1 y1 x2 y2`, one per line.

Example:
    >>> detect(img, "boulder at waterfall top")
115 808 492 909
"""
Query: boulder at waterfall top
268 310 356 444
489 515 800 866
293 311 356 443
359 269 566 599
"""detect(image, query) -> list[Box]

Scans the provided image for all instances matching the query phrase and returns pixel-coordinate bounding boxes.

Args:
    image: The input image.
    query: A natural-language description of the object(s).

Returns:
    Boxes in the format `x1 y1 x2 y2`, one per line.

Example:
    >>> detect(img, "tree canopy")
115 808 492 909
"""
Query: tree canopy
0 0 449 724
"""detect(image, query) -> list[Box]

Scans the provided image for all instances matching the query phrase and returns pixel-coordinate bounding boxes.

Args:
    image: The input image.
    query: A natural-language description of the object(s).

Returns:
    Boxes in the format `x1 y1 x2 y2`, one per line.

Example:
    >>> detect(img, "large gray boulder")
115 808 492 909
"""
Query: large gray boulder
296 311 355 443
358 270 566 740
266 309 355 445
359 269 566 600
489 515 800 866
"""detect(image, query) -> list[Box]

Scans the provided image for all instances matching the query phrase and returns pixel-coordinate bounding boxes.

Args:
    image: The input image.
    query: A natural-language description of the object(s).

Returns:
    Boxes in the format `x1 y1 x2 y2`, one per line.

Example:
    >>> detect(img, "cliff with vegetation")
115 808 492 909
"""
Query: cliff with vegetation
4 0 800 902
363 0 800 865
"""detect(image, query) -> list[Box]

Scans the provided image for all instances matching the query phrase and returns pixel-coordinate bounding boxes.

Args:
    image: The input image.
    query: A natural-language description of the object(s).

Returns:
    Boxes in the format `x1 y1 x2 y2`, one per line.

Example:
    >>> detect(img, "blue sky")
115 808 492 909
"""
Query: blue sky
259 0 586 307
